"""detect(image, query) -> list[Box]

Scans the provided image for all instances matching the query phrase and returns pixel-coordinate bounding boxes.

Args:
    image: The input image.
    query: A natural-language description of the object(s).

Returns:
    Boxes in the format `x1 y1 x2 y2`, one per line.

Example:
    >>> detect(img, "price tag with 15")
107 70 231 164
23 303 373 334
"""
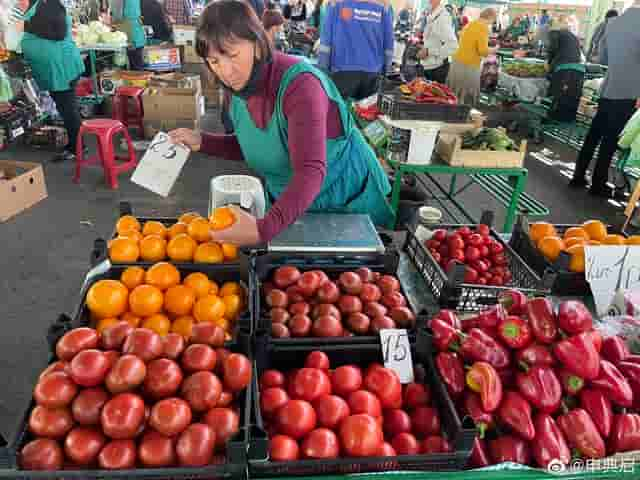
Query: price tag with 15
380 328 414 384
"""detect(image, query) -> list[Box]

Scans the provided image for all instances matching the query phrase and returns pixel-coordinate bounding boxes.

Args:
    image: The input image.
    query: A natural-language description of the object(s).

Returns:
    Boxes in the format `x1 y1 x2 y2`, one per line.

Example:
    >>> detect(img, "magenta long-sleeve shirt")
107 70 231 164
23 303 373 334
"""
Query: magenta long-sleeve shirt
201 52 344 242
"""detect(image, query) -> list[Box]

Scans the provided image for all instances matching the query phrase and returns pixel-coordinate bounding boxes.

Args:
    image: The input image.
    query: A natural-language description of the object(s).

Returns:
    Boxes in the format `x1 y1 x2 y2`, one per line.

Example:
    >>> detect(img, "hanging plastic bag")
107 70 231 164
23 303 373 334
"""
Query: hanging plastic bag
0 65 13 102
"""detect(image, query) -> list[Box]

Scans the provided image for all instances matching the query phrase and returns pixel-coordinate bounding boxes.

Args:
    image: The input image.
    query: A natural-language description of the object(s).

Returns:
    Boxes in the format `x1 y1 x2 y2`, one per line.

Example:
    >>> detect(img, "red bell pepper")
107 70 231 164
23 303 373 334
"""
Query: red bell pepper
435 351 465 397
590 360 633 407
601 336 630 365
553 332 601 380
623 354 640 365
460 328 510 369
498 391 536 441
430 309 461 329
476 305 507 330
516 366 562 414
557 369 584 396
557 300 593 335
497 315 532 350
515 344 555 369
557 408 606 459
498 289 528 316
579 388 613 438
497 368 515 388
469 438 491 467
585 330 603 353
489 435 531 465
531 413 571 469
466 361 503 413
460 316 479 332
526 297 557 344
463 391 494 438
609 413 640 454
431 318 461 352
618 361 640 386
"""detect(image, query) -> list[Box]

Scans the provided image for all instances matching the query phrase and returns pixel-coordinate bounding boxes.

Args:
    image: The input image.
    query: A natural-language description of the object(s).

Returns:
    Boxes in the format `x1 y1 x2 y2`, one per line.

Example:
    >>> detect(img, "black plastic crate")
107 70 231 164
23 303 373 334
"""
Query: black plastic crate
0 330 252 479
247 338 475 476
253 246 430 345
404 224 550 313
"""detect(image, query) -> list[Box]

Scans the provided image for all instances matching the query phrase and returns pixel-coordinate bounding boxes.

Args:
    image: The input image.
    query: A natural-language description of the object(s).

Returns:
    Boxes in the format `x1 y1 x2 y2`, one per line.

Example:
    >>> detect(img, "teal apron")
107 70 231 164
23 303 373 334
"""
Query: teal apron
123 0 146 49
229 61 394 227
21 0 85 92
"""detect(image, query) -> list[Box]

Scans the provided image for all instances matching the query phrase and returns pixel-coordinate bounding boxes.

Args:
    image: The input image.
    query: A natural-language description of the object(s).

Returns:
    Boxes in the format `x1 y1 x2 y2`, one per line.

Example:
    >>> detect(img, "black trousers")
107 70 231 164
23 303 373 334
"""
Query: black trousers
423 60 450 84
573 98 637 192
127 47 145 71
331 71 379 101
549 70 584 123
49 78 81 152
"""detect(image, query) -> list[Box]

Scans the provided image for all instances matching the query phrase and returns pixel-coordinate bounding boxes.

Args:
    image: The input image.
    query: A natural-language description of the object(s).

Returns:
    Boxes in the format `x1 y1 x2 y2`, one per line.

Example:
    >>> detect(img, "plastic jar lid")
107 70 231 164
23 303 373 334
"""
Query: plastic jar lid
418 206 442 223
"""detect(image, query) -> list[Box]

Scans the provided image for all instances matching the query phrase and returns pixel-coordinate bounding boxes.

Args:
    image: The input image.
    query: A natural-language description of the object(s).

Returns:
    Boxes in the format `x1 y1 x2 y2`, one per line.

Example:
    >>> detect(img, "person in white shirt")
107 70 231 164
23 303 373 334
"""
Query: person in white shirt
418 0 458 84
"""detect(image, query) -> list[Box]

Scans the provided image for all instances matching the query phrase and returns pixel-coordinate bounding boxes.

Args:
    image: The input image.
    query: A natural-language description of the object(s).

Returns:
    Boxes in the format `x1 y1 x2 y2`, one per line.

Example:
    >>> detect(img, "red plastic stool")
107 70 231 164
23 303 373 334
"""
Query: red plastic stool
112 86 145 135
74 119 138 189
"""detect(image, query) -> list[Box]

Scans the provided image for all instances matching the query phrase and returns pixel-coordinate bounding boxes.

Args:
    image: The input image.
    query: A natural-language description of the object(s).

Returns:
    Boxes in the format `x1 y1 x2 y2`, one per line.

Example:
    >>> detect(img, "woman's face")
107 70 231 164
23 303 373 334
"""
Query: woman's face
206 37 256 92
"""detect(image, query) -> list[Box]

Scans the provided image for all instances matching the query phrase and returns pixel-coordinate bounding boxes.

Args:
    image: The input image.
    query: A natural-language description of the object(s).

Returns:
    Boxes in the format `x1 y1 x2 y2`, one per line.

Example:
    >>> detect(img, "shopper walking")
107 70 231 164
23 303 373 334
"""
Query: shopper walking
19 0 84 162
586 9 617 64
111 0 147 70
141 0 173 42
318 0 394 100
418 0 457 84
163 0 192 25
570 2 640 197
170 0 393 245
447 8 497 105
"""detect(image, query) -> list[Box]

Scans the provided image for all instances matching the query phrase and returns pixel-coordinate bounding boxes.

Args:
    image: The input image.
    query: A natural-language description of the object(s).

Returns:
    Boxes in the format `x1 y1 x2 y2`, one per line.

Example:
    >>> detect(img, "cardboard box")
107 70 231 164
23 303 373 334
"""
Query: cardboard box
149 72 202 94
181 45 203 64
436 131 526 168
143 119 199 140
142 87 205 121
0 160 48 222
173 25 196 46
143 45 181 71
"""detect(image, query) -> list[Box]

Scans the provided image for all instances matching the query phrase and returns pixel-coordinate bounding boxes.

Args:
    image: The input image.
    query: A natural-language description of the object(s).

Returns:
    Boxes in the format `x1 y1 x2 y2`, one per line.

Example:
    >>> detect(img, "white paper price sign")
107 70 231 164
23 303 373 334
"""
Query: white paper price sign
379 329 414 384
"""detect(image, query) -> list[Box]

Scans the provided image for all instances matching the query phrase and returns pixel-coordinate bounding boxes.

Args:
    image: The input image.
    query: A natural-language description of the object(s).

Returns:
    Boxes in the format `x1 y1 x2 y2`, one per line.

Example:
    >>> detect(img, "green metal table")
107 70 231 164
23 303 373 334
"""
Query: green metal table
387 159 532 233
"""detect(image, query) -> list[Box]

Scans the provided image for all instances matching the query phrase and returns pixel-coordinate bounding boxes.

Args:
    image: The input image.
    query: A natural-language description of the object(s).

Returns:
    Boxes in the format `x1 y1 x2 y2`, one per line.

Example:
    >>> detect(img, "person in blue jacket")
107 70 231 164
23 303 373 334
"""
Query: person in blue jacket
318 0 394 100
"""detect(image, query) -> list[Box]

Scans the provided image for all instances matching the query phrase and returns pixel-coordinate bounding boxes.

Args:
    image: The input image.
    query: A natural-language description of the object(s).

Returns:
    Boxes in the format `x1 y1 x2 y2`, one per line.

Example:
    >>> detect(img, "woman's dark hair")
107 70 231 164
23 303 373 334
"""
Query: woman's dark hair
25 0 67 41
196 0 273 61
605 9 618 20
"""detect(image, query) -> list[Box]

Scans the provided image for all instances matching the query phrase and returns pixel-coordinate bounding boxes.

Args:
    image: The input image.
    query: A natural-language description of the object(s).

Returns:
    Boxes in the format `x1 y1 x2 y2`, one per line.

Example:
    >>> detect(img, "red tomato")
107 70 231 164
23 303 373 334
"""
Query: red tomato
138 430 175 467
301 428 340 459
182 344 217 372
364 367 402 409
285 285 305 304
222 353 252 392
289 315 312 337
339 272 363 295
271 323 290 338
313 394 350 429
150 397 193 437
297 271 322 297
289 302 311 316
316 282 340 304
260 369 285 389
378 442 397 456
269 435 299 461
312 315 344 337
389 307 416 329
381 292 407 310
360 284 382 303
162 333 186 360
29 405 73 438
101 393 146 439
309 270 330 286
403 383 430 408
176 423 216 466
391 432 420 455
270 308 290 325
290 368 332 402
64 426 106 465
69 349 109 387
145 358 183 399
181 371 223 412
338 296 363 315
101 322 133 351
275 400 317 439
410 407 441 438
383 409 412 438
339 414 384 457
203 407 240 450
370 316 396 334
39 361 69 381
364 302 388 318
348 390 382 418
260 387 290 418
33 372 78 408
98 439 137 470
217 391 233 407
313 304 341 320
377 276 400 295
266 289 289 308
72 387 109 426
347 313 371 335
331 365 363 397
305 351 330 370
56 327 99 361
273 266 301 289
105 354 146 394
122 328 163 363
103 351 120 371
356 267 376 283
21 438 64 470
190 323 226 347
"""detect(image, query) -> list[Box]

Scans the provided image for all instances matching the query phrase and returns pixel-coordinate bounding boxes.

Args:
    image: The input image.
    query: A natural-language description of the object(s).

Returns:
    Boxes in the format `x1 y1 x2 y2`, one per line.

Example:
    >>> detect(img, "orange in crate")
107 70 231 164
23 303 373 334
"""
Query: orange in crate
566 244 585 273
167 234 197 262
188 218 212 243
145 262 181 291
184 273 213 299
582 220 607 242
193 295 226 323
194 242 224 264
140 235 167 262
142 221 168 239
167 222 188 239
86 280 129 319
116 215 141 235
565 237 586 249
538 236 565 262
210 207 236 231
529 222 557 244
143 313 171 336
603 234 626 245
563 227 590 241
164 285 196 317
121 266 146 290
109 237 140 263
221 243 239 261
129 284 164 317
179 212 202 225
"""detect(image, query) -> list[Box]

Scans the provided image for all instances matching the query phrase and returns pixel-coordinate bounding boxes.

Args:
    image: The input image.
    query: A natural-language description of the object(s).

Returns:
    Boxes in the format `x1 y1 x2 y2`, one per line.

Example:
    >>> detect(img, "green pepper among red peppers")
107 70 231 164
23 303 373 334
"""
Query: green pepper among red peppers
531 413 571 469
498 391 536 441
557 408 606 459
516 365 562 414
466 361 503 413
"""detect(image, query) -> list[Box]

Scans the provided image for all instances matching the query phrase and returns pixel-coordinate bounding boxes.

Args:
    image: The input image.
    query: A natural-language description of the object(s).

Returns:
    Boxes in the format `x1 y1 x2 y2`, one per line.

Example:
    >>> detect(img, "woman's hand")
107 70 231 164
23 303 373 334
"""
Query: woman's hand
168 128 202 152
209 205 261 247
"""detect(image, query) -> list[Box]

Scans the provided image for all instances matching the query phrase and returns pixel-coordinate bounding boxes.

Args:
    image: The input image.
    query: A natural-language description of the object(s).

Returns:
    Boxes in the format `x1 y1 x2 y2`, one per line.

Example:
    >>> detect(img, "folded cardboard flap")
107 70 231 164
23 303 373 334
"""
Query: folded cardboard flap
0 160 48 222
142 87 204 121
149 73 202 92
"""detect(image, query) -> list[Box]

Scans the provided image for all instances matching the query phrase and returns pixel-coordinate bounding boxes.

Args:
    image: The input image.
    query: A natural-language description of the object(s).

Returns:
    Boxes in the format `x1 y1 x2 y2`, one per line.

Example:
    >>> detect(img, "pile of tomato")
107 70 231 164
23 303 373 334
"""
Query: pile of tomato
259 351 452 461
21 324 251 471
263 267 416 338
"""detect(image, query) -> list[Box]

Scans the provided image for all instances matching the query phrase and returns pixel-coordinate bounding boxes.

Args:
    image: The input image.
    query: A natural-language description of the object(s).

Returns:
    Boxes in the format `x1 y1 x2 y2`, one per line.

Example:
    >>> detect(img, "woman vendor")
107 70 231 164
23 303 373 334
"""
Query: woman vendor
169 0 393 247
19 0 85 162
110 0 146 70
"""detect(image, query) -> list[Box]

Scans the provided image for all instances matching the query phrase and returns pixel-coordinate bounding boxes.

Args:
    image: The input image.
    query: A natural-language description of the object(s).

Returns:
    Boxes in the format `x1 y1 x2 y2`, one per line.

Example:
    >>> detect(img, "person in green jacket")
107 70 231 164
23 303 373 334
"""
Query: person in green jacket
21 0 85 161
111 0 146 70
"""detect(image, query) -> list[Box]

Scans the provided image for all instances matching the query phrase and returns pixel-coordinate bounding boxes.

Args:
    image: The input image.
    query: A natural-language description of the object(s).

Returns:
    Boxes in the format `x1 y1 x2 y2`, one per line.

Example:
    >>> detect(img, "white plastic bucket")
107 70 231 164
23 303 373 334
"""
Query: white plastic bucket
407 123 441 165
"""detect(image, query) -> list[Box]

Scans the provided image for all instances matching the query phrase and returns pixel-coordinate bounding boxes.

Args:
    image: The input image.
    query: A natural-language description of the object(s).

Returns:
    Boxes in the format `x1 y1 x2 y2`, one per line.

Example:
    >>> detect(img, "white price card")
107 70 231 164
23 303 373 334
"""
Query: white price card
131 132 190 197
379 329 414 384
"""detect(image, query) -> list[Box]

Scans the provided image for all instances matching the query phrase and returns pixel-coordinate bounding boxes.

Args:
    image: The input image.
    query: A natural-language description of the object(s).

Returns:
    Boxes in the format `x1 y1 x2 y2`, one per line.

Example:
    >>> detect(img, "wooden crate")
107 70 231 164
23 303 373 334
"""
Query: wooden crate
436 132 526 168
